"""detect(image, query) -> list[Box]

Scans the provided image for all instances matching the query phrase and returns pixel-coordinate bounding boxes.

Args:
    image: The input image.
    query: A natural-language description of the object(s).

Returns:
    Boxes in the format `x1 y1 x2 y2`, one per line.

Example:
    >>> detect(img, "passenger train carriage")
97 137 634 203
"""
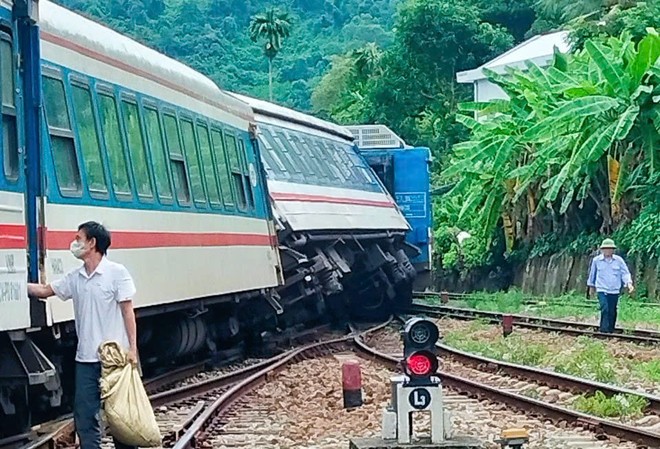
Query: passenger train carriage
232 94 418 320
0 0 419 435
1 0 282 433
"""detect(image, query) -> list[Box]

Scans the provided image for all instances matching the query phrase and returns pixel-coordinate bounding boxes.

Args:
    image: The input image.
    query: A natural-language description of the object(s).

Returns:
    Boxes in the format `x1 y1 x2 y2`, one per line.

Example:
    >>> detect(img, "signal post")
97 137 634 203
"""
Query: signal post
349 317 483 449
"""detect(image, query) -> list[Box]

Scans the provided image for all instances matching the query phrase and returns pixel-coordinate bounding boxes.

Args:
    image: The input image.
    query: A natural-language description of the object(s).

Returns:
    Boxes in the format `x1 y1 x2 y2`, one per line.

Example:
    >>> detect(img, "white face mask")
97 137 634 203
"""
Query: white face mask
70 240 86 259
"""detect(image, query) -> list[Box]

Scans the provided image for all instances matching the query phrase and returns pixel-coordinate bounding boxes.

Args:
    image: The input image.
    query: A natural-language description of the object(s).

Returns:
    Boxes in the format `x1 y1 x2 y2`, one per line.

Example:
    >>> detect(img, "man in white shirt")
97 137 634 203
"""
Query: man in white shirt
28 221 138 449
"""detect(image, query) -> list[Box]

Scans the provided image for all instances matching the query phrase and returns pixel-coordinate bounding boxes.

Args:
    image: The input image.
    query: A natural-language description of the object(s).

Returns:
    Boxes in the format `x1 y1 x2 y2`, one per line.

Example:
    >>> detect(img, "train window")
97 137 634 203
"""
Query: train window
43 76 71 130
257 133 287 175
288 133 321 178
261 128 298 175
43 76 81 193
224 133 247 210
143 107 173 201
1 37 17 181
210 129 233 206
278 130 314 177
71 84 107 194
121 101 153 199
98 93 131 197
254 135 276 177
328 142 356 183
180 118 206 205
162 113 190 204
196 123 221 206
326 141 352 183
237 139 254 210
303 135 337 181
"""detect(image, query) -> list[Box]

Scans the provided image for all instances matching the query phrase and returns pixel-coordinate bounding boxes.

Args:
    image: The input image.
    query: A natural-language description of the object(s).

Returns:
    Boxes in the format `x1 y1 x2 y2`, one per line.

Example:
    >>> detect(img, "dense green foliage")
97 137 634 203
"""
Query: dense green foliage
56 0 400 110
448 30 660 249
309 0 659 279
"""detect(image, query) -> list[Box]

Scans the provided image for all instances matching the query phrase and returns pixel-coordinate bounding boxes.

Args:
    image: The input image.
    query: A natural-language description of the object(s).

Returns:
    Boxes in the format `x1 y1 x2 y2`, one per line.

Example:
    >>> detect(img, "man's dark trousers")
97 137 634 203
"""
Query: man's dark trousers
74 362 137 449
597 292 619 333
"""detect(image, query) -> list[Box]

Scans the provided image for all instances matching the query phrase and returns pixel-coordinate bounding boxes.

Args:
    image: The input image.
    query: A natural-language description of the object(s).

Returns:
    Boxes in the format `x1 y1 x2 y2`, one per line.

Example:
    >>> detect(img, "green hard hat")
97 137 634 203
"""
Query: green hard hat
600 238 617 249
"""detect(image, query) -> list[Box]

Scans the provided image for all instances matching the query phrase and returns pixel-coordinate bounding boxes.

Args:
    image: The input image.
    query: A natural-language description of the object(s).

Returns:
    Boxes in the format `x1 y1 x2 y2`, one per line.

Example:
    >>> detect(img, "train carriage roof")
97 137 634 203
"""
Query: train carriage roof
40 0 253 122
230 93 355 141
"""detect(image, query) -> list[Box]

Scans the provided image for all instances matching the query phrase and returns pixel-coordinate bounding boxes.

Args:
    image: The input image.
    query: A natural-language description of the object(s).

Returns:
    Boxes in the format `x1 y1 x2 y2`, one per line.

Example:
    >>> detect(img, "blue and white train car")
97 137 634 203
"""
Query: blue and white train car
231 94 418 319
346 125 433 291
0 0 282 433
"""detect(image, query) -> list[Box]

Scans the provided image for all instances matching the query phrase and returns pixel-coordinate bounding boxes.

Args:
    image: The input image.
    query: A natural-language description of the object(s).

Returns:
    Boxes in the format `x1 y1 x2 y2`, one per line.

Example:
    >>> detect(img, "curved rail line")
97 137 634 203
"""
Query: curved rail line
171 320 393 449
392 313 660 414
355 321 660 448
408 302 660 344
0 325 340 449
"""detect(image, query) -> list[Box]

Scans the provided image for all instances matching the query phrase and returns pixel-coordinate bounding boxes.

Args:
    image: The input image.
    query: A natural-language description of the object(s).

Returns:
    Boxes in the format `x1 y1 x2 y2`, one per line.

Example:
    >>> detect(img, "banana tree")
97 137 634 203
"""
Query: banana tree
444 28 660 249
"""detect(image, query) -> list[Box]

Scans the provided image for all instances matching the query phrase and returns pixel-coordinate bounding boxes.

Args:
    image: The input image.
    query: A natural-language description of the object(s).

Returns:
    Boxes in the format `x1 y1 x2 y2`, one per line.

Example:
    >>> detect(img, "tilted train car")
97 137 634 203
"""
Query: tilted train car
0 0 283 433
346 125 433 290
231 94 418 321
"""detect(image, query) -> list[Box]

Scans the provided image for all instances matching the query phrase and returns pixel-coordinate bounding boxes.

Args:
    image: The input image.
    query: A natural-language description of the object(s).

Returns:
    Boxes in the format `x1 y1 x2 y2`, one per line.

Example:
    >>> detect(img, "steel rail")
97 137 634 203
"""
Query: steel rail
171 335 355 449
416 290 660 309
407 302 660 344
171 319 394 449
389 313 660 413
435 343 660 414
5 323 340 449
143 360 209 394
354 322 660 448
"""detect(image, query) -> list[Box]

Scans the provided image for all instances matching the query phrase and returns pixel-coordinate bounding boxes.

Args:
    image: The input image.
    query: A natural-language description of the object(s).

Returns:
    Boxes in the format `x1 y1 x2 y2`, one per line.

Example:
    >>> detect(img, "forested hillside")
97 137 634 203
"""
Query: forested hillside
52 0 566 112
54 0 400 110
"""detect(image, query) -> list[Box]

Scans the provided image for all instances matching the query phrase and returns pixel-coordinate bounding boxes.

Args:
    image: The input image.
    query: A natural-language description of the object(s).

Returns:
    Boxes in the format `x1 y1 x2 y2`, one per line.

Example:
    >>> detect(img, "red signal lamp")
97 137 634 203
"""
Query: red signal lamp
405 350 438 377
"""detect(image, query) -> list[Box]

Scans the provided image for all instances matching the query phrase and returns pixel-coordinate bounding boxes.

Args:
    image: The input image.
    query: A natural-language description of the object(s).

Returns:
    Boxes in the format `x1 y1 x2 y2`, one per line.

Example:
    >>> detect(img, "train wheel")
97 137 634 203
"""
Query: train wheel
350 290 392 321
0 387 31 437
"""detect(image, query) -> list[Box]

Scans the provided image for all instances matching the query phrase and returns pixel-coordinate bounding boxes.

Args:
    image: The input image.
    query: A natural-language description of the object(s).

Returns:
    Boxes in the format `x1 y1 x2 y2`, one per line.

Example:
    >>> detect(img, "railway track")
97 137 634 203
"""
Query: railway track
174 318 660 448
416 291 660 310
0 325 340 449
408 301 660 344
170 320 392 449
361 319 660 448
6 316 660 449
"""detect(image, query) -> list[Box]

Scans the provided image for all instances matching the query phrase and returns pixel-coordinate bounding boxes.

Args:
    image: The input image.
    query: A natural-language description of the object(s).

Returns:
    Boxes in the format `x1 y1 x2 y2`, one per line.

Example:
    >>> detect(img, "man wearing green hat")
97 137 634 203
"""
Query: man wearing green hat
587 238 634 333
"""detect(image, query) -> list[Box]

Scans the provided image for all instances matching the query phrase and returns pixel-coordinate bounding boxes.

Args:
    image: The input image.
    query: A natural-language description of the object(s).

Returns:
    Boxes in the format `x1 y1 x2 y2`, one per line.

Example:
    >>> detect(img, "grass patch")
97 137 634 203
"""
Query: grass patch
573 391 648 419
433 289 660 327
443 331 549 366
633 360 660 382
551 337 618 383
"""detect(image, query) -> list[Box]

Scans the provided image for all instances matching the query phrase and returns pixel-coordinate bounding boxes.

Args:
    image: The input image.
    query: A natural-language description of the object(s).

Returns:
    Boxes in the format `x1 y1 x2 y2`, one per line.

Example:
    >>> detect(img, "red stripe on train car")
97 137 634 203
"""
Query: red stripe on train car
46 230 273 250
270 192 395 208
0 224 27 249
0 224 273 250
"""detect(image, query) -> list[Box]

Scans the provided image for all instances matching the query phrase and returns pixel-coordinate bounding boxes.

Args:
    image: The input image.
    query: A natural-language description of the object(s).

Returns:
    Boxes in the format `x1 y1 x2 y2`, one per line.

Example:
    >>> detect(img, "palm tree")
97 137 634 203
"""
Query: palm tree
249 8 292 101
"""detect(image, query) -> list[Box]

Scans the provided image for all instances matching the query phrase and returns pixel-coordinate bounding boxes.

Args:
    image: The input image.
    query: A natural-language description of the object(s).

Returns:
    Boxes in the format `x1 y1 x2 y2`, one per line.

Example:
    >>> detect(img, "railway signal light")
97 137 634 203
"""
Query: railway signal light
402 317 439 386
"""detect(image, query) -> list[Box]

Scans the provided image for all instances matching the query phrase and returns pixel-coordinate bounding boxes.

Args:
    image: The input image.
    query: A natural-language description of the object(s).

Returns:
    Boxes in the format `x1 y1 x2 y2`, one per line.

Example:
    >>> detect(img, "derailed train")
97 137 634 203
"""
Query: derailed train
0 0 425 434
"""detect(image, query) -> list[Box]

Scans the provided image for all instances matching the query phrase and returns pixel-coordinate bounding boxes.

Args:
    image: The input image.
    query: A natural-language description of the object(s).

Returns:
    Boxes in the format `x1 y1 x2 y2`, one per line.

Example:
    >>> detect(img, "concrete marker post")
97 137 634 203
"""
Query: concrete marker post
502 314 513 337
342 360 363 408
